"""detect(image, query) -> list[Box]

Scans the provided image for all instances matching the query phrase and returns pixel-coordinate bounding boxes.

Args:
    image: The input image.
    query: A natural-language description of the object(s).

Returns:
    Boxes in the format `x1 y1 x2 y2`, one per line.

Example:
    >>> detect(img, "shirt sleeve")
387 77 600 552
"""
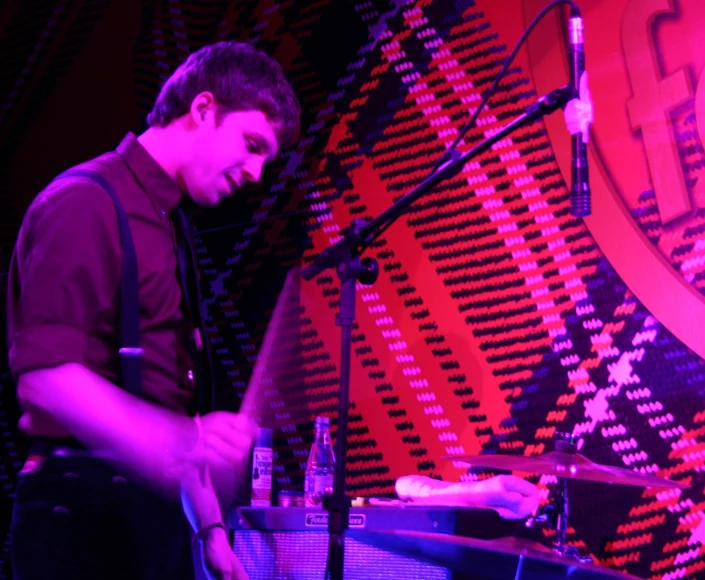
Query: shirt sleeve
7 178 122 377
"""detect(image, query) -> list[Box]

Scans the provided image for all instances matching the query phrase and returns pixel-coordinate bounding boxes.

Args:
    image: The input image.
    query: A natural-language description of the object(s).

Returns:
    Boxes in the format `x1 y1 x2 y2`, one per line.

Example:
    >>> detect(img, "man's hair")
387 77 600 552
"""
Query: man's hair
147 41 300 149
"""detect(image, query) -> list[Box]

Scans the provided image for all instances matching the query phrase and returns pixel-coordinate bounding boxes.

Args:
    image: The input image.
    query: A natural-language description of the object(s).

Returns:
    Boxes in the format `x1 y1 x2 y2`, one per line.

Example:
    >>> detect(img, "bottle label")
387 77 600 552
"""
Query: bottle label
304 474 334 506
251 447 272 507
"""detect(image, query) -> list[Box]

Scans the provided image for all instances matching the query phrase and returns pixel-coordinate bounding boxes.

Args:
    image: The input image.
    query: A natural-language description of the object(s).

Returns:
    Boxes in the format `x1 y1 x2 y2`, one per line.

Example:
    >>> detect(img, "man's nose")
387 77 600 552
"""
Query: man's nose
242 156 265 184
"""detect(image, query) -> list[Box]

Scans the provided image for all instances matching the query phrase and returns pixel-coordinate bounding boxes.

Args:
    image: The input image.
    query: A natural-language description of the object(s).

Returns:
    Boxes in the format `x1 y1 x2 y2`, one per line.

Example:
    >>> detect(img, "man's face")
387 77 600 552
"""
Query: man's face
184 109 280 206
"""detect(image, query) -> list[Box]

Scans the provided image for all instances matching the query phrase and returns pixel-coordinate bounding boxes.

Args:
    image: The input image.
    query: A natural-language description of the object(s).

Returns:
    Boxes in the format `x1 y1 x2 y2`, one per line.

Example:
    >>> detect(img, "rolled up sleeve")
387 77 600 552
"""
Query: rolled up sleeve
7 179 122 377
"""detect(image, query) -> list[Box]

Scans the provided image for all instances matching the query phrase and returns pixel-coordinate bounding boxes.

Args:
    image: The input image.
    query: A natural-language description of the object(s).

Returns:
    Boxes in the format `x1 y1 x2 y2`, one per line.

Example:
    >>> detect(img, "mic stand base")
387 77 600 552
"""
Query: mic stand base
324 494 351 580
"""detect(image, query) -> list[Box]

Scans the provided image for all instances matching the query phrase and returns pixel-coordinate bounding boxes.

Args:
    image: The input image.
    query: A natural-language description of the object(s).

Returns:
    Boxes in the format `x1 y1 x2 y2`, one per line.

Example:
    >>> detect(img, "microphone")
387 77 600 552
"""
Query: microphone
568 6 591 217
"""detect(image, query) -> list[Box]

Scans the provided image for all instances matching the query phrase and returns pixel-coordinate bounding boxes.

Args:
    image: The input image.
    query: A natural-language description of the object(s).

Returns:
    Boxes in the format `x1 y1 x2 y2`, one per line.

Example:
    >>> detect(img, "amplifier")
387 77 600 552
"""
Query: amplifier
227 506 519 580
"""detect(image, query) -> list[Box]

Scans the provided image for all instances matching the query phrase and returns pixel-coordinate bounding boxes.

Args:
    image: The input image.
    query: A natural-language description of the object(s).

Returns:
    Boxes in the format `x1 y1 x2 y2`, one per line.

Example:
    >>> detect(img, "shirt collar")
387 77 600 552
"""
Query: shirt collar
116 133 184 214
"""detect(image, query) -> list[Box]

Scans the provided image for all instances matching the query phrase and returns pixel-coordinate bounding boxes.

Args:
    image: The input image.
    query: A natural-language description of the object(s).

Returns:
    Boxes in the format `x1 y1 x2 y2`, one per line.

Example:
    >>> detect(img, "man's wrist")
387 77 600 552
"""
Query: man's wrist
196 521 227 543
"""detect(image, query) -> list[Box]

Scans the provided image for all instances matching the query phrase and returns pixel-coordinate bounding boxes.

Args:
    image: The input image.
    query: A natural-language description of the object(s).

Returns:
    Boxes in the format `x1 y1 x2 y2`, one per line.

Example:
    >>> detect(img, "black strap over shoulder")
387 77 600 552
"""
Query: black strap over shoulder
172 206 216 414
55 169 142 398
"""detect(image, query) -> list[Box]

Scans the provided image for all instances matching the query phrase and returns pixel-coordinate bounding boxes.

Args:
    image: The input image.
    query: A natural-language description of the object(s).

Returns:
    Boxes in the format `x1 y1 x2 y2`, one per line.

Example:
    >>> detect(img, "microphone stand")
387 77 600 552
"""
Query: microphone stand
300 85 572 580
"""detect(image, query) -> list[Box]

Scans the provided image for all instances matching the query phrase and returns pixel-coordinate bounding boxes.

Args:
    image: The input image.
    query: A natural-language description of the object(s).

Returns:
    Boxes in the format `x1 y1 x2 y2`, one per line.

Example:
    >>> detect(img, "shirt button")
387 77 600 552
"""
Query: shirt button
187 369 195 389
159 209 166 218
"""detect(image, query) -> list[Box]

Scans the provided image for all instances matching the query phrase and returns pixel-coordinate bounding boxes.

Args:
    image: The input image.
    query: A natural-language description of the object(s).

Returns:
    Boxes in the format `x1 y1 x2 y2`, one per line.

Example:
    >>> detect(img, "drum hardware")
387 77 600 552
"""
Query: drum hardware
441 430 689 567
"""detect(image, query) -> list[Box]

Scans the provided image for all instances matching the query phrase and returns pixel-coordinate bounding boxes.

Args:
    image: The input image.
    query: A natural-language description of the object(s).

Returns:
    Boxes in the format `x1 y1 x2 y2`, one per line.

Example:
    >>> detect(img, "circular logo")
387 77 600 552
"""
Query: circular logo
523 0 705 358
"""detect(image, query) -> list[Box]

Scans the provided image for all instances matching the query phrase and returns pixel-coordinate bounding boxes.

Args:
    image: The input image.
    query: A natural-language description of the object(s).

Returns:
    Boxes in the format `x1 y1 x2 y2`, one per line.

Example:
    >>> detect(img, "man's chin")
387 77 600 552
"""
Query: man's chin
214 190 234 205
192 192 222 207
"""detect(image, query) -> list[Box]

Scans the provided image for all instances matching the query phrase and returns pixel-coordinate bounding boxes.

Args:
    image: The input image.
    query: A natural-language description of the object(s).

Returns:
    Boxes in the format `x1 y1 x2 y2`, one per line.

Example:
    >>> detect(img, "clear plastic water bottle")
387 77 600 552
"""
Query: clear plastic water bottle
304 415 336 507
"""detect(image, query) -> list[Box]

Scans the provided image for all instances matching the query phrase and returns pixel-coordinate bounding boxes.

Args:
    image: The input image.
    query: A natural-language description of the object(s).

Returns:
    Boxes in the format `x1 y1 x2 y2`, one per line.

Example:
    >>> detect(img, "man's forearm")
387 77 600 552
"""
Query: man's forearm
18 362 197 489
181 465 224 533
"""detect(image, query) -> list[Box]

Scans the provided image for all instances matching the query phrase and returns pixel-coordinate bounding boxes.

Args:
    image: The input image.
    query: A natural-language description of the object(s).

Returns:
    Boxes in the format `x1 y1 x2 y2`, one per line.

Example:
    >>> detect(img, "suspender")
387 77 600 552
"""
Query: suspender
54 169 216 413
172 207 217 414
55 170 143 398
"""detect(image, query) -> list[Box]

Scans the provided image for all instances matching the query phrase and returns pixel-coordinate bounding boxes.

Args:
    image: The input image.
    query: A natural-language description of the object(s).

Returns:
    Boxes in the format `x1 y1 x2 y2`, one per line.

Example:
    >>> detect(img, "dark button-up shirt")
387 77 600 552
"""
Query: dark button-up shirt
7 133 196 436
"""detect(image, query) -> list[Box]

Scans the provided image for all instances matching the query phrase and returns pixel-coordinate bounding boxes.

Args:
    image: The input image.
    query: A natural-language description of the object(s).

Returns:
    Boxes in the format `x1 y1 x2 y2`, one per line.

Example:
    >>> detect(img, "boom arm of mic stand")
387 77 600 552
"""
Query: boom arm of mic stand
298 85 571 580
301 85 571 281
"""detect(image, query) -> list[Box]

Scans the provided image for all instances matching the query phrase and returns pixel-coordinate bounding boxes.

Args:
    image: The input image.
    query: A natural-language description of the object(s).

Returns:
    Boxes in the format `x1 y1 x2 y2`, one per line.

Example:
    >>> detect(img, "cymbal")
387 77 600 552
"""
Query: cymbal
441 451 689 489
350 529 642 580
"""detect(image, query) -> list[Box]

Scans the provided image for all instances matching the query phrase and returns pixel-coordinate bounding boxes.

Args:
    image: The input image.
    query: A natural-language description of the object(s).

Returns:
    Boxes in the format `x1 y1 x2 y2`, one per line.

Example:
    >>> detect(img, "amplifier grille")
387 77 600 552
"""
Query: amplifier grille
233 530 450 580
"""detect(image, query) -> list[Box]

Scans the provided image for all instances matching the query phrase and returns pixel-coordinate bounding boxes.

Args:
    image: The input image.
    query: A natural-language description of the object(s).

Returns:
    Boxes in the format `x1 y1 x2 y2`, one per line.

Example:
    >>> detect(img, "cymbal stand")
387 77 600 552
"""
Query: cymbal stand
532 432 592 563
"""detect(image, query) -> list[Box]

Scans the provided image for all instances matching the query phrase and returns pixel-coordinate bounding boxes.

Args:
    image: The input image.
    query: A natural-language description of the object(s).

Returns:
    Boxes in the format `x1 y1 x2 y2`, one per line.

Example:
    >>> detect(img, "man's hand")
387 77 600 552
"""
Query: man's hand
201 527 249 580
190 412 257 469
169 412 255 478
471 474 540 520
395 473 540 520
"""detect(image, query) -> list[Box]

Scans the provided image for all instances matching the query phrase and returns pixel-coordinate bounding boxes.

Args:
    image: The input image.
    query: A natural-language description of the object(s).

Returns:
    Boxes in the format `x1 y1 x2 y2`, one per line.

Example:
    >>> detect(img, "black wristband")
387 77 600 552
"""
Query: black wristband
196 521 227 543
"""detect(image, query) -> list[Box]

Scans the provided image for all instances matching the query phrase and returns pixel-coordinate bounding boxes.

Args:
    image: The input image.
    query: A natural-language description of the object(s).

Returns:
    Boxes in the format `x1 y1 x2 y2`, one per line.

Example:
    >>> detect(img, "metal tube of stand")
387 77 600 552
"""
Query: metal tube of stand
556 477 569 555
326 262 358 580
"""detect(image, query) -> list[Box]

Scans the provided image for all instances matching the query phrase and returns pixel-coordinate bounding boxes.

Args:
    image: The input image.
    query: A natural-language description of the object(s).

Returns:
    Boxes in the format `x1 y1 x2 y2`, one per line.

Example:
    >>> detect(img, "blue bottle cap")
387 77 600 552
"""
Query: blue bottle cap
315 416 330 428
255 427 273 448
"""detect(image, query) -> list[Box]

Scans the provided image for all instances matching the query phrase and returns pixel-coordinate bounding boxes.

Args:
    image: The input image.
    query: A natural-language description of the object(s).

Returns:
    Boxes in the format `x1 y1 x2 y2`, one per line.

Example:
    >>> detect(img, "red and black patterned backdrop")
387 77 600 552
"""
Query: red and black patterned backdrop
2 1 705 579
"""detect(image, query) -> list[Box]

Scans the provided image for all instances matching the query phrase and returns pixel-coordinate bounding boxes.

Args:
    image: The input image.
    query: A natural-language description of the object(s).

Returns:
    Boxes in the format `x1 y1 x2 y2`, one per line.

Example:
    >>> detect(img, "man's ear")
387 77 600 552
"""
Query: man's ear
189 91 216 125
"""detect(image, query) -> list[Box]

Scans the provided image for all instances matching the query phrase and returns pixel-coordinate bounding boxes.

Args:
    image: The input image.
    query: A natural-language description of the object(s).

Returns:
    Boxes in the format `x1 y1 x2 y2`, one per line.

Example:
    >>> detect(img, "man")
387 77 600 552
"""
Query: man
7 41 300 580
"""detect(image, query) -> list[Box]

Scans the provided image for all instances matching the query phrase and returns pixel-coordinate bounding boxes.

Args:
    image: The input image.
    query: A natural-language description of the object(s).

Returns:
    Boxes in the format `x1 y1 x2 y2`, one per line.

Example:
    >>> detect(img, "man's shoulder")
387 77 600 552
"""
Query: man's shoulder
28 151 124 221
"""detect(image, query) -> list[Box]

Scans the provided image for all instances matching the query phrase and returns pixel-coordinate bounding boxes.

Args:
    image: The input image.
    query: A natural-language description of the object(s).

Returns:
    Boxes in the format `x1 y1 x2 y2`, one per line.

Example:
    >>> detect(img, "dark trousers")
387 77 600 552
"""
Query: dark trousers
10 454 195 580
